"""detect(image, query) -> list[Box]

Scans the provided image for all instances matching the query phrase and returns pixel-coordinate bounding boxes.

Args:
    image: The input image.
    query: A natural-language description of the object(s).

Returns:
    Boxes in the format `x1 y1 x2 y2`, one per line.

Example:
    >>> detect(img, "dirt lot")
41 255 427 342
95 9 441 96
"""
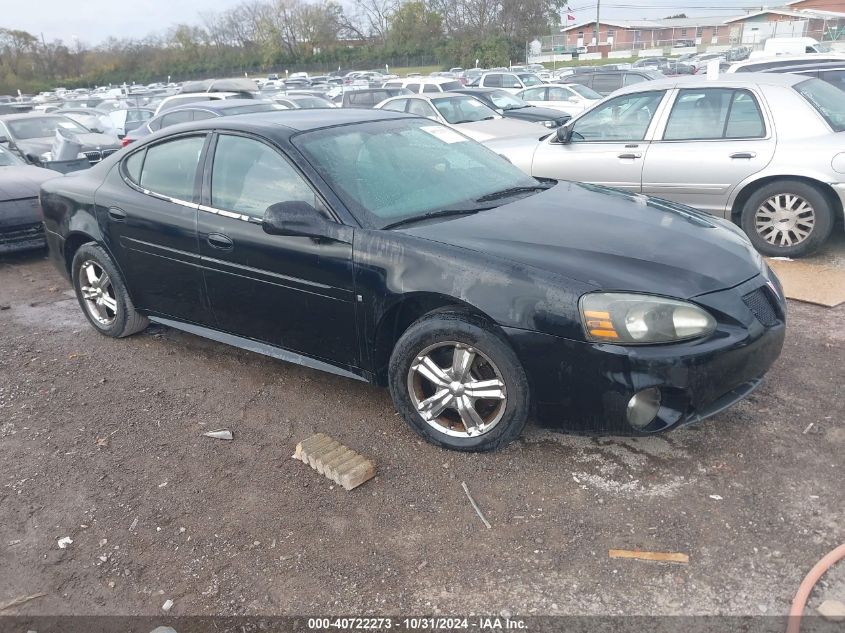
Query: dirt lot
1 249 844 618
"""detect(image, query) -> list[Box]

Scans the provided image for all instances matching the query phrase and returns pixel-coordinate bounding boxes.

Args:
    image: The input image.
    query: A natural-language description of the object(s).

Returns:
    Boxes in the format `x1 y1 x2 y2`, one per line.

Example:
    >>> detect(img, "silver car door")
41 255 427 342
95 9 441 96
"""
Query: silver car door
641 87 776 216
531 89 670 192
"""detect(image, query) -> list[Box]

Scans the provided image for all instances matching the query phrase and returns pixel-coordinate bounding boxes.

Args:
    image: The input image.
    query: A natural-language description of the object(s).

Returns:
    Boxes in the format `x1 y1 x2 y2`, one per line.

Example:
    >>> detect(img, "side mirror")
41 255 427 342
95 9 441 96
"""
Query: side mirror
0 135 8 143
555 125 573 144
262 201 328 238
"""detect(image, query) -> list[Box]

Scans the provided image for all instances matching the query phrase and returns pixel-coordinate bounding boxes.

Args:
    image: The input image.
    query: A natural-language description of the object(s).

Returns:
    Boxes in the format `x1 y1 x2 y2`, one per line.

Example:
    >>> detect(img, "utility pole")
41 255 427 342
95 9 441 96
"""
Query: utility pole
595 0 600 48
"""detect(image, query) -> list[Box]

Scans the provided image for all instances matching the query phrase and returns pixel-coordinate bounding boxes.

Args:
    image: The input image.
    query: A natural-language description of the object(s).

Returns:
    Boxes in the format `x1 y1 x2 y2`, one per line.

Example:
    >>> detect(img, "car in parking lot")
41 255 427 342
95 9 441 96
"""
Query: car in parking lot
558 69 664 96
0 144 58 253
341 87 412 108
515 83 602 116
452 88 570 128
40 109 785 451
375 92 549 141
490 73 845 257
123 99 284 145
468 72 545 94
273 94 336 109
381 77 463 94
0 113 122 167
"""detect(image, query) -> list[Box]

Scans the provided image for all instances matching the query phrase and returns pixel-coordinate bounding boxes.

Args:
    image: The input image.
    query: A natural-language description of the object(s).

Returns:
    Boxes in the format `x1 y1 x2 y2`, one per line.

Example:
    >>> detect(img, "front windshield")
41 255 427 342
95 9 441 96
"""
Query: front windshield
795 78 845 132
567 83 602 100
519 74 543 86
7 116 89 140
431 96 498 124
293 118 540 228
489 90 527 109
0 145 22 166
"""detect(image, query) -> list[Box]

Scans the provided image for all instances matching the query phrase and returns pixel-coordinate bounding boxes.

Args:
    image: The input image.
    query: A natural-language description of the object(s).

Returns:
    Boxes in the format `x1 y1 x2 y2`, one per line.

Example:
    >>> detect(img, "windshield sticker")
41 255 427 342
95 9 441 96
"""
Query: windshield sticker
420 125 468 143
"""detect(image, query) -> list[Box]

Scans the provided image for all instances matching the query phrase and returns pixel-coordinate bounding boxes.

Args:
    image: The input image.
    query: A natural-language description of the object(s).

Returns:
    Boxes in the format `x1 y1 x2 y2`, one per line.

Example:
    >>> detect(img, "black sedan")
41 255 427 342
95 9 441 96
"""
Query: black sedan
455 88 571 128
40 110 785 451
0 144 58 253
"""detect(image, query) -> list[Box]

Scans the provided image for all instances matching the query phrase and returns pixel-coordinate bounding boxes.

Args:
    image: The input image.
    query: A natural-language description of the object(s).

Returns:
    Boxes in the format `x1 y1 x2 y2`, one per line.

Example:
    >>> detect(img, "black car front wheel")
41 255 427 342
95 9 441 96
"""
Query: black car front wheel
388 311 529 452
71 243 148 338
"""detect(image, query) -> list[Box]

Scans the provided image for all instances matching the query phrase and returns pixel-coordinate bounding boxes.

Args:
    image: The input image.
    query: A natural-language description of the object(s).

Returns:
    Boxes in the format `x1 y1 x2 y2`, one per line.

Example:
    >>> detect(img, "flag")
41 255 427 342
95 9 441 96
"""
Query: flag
567 12 576 21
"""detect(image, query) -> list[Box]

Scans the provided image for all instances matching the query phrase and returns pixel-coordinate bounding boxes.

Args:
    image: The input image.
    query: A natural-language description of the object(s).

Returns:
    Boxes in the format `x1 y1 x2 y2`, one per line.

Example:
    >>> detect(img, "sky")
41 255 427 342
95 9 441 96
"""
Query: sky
4 0 767 44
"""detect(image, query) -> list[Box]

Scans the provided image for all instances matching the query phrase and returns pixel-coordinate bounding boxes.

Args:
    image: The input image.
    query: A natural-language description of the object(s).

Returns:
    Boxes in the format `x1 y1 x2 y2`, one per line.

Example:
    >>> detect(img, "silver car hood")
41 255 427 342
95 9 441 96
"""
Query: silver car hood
452 118 549 142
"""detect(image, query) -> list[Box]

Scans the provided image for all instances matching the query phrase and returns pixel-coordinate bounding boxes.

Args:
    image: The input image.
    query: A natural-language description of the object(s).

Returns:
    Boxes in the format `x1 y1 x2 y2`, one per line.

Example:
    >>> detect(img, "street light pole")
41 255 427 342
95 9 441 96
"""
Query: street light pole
595 0 601 49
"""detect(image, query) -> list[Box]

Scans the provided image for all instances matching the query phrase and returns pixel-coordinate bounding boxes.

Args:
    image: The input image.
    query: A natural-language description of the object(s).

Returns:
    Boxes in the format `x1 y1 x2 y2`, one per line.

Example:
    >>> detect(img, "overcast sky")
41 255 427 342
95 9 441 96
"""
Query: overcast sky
5 0 764 44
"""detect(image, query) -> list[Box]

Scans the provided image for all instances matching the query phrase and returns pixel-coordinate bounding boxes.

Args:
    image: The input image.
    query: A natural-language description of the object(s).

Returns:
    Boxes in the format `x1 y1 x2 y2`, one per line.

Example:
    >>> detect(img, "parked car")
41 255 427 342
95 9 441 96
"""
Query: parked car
727 53 845 74
633 57 668 68
759 60 845 92
274 94 336 109
56 107 111 133
453 88 570 128
489 73 845 257
468 72 545 94
123 99 284 145
558 70 664 96
341 88 412 108
375 93 549 142
104 107 155 138
516 83 602 116
0 144 58 253
40 109 785 450
0 113 121 168
381 77 464 94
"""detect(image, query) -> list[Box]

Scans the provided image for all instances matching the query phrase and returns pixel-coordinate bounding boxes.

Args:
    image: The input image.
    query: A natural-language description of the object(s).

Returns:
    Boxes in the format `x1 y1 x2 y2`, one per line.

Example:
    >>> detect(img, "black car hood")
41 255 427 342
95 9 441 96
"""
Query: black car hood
399 181 762 299
0 165 58 200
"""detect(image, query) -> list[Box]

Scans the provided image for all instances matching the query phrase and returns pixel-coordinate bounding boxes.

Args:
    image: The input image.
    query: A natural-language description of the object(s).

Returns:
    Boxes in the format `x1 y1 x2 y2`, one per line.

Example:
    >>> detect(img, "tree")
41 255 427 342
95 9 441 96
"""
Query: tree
387 1 443 55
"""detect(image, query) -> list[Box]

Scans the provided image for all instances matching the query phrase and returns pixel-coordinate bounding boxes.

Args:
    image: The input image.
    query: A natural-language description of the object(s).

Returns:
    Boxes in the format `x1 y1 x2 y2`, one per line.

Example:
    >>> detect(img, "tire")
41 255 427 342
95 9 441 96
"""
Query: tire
388 311 529 452
71 243 148 338
740 180 834 258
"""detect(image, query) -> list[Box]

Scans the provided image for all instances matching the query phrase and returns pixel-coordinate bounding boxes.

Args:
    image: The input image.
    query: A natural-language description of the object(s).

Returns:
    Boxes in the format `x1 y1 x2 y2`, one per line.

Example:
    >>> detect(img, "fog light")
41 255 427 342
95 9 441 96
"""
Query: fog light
627 388 662 429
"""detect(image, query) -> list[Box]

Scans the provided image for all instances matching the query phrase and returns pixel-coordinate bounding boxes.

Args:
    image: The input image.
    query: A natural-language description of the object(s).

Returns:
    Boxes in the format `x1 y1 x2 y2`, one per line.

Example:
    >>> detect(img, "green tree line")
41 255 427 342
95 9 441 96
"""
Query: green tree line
0 0 565 94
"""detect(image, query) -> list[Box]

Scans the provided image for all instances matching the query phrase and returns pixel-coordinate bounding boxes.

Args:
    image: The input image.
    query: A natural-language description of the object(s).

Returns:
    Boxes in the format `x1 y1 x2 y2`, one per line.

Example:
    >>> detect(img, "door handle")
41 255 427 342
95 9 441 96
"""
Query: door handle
207 233 234 250
107 207 127 221
617 153 642 159
730 152 757 159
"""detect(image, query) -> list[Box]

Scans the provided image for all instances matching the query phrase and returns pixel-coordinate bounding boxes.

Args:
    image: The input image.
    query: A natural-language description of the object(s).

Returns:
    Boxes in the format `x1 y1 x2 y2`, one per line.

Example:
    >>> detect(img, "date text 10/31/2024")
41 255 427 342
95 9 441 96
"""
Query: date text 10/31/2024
307 617 528 630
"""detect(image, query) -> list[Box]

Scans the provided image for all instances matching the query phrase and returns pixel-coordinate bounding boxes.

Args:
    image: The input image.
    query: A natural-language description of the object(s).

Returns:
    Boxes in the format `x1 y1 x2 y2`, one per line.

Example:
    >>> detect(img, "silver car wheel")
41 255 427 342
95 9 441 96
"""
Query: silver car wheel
407 341 507 438
79 260 118 327
754 193 815 247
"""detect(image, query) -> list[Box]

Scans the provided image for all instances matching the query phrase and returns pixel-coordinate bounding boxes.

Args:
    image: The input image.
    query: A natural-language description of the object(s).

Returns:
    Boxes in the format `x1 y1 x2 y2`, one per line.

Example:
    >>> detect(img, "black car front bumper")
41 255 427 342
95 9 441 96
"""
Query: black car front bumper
505 274 786 435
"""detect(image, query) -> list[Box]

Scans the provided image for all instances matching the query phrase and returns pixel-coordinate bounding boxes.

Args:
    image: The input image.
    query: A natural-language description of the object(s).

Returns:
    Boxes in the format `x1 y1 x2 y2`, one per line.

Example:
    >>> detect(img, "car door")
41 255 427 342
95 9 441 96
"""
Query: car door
641 87 775 215
531 90 669 192
98 133 210 323
196 132 358 367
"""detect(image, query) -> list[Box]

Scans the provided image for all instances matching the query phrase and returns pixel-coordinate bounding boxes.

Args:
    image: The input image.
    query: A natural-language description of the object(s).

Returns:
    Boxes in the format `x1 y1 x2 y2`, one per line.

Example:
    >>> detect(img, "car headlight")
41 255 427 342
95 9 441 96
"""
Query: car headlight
580 293 716 344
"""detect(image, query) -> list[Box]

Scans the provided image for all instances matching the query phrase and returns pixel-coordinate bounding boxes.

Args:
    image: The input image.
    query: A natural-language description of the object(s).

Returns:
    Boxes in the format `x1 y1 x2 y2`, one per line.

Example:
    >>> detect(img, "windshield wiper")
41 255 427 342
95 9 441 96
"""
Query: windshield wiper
382 208 484 230
475 184 551 203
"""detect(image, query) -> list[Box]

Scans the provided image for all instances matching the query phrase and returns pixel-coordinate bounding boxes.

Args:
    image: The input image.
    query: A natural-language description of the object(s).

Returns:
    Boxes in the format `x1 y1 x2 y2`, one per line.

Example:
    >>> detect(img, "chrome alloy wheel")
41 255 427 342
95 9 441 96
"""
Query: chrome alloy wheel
407 342 507 438
754 193 816 248
79 260 118 326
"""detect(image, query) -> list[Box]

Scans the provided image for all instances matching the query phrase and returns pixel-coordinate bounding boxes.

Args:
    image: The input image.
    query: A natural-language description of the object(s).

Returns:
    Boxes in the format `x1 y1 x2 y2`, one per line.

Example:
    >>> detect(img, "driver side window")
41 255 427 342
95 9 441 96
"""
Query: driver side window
571 91 665 142
211 135 316 218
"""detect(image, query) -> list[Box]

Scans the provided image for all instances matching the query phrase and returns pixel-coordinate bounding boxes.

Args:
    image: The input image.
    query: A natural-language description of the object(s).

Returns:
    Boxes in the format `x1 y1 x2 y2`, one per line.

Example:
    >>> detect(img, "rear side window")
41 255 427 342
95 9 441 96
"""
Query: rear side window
407 100 437 118
623 73 648 86
521 87 546 100
405 83 421 93
663 88 765 140
483 74 503 88
440 81 462 91
501 74 521 89
191 110 216 121
123 150 144 183
160 110 193 128
139 135 205 201
380 99 407 112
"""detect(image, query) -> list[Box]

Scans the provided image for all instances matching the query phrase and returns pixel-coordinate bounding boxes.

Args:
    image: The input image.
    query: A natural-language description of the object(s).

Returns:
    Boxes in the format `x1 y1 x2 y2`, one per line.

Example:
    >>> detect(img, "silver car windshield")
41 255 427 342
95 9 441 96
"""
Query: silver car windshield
795 78 845 132
293 118 539 228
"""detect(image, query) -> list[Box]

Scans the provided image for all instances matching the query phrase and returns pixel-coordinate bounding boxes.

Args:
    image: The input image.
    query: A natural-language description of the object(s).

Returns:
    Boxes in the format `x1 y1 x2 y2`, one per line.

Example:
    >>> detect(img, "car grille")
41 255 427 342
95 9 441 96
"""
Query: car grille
0 221 45 246
742 287 779 327
83 149 118 164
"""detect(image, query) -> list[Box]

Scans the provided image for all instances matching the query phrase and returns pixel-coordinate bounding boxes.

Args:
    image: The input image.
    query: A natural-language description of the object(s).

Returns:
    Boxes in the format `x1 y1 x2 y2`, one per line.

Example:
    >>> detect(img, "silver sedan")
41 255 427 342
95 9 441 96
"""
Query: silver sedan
375 93 550 143
488 73 845 257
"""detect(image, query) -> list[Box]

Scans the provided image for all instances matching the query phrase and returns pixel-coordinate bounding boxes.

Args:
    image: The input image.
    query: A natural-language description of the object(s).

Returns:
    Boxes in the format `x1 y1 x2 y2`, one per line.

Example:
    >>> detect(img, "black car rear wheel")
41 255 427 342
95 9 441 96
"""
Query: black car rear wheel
71 243 148 338
388 311 529 452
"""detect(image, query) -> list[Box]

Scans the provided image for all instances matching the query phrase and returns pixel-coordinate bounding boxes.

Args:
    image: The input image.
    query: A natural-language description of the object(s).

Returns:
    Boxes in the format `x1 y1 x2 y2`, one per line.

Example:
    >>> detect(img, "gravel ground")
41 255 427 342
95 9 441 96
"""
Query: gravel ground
0 250 843 618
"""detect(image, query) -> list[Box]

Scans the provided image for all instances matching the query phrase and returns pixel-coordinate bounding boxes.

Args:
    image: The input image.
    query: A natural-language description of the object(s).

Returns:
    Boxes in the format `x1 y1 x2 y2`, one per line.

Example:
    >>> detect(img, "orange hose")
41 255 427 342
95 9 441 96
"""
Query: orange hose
787 543 845 633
